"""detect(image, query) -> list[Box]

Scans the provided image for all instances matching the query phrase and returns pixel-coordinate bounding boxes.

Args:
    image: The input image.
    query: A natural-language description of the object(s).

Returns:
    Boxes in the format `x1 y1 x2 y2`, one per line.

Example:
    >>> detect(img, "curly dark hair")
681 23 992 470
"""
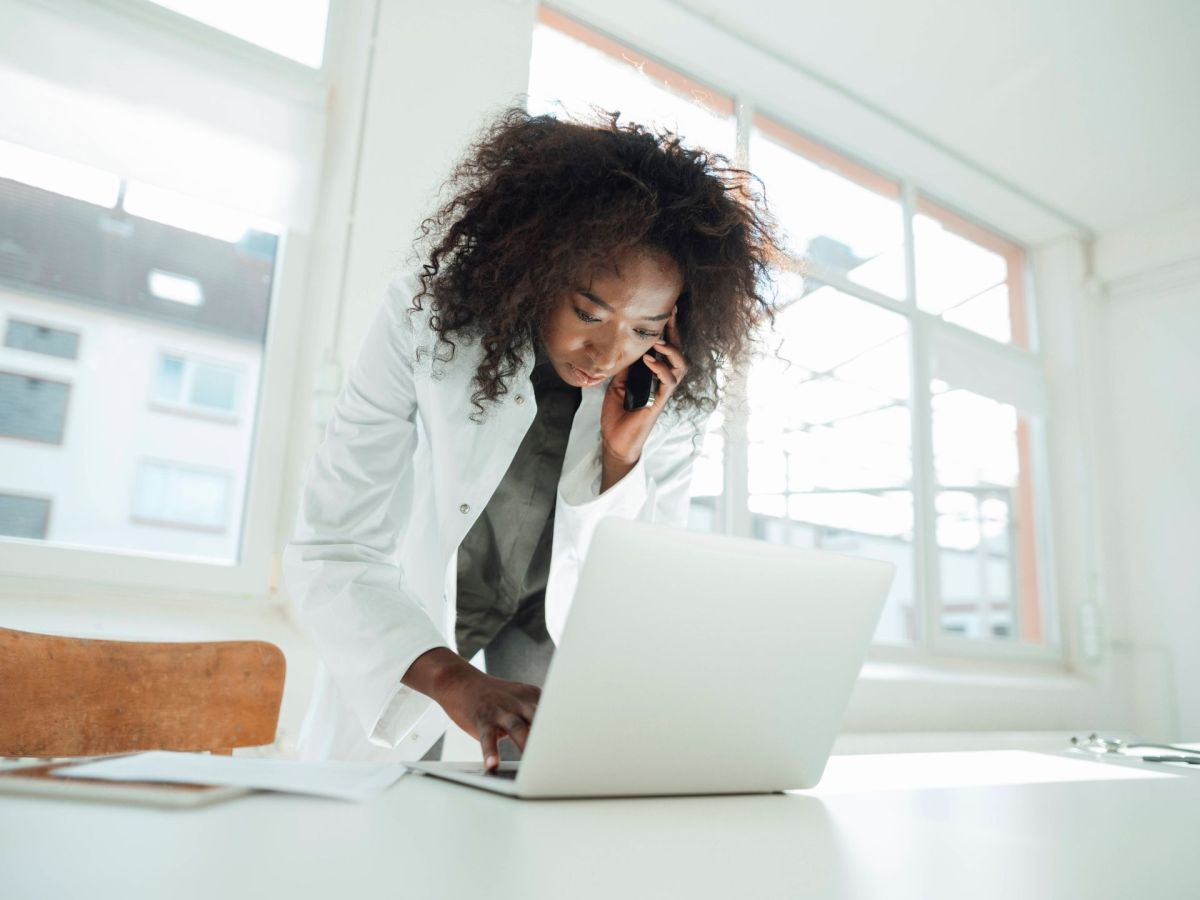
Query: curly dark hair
411 107 780 416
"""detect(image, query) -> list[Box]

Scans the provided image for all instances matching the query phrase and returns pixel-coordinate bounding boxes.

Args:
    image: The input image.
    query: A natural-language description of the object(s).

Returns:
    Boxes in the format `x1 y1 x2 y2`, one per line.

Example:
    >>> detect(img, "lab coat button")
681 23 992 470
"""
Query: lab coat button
515 395 525 405
459 503 470 515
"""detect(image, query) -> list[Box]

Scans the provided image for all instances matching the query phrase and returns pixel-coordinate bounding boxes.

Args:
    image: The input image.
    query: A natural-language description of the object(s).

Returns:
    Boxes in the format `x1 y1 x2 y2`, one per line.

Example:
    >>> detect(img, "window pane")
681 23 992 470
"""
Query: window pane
0 145 274 562
135 460 230 532
932 386 1045 643
146 0 330 68
751 120 906 300
0 372 69 443
0 493 51 539
190 363 238 413
154 356 186 405
528 9 736 158
915 200 1030 348
687 407 725 532
5 320 79 359
747 282 916 642
133 461 230 530
168 468 230 528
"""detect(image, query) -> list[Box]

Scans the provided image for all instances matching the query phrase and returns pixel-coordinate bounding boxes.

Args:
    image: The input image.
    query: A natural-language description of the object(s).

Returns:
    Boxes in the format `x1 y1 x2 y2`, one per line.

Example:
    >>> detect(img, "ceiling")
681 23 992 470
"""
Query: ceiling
670 0 1200 234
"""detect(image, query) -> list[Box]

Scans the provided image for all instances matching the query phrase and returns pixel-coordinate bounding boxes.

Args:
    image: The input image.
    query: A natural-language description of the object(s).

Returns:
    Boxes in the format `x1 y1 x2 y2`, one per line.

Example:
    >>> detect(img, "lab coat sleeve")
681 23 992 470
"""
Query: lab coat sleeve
547 405 710 641
282 278 447 748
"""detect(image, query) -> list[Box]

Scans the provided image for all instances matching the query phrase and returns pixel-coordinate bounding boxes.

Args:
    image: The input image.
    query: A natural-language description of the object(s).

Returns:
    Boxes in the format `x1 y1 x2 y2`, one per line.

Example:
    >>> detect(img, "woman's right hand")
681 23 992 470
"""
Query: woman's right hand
402 647 541 771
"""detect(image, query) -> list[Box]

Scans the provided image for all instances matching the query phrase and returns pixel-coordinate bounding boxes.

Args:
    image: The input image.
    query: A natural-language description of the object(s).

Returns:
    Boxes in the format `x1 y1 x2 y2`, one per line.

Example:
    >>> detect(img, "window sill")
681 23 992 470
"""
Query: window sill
831 729 1086 756
859 658 1086 692
147 401 241 425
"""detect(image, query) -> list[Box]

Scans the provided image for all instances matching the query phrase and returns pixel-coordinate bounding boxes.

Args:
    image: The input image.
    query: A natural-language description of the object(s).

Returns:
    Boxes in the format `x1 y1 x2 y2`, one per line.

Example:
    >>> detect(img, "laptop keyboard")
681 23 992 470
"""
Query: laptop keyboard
480 768 518 779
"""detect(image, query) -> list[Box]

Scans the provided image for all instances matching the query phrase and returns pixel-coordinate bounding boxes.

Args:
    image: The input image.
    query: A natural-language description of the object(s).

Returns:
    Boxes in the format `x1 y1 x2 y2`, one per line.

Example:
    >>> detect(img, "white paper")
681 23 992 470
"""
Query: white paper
58 751 408 802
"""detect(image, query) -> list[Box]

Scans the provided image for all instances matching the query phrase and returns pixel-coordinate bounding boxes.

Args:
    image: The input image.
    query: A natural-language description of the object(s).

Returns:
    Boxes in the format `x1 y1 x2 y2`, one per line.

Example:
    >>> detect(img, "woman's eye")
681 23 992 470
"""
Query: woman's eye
637 330 662 340
574 308 600 324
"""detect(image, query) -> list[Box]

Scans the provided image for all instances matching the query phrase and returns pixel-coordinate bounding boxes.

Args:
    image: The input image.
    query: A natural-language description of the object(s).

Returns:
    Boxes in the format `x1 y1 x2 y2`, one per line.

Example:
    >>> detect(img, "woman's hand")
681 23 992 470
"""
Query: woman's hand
402 647 540 770
599 309 689 491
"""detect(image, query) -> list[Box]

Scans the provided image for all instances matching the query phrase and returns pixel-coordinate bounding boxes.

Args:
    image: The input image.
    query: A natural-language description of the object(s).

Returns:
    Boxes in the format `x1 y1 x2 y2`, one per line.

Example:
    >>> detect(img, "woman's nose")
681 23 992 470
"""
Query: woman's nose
586 336 622 374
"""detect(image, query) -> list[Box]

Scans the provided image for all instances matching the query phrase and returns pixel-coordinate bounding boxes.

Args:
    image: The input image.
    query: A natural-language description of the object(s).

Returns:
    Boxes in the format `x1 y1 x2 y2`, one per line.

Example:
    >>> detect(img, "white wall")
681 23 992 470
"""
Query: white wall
1091 204 1200 739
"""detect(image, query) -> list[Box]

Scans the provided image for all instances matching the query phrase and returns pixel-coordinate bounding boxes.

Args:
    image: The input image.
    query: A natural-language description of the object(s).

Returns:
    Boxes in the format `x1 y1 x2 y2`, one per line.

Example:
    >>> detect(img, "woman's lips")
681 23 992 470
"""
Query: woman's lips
569 363 605 386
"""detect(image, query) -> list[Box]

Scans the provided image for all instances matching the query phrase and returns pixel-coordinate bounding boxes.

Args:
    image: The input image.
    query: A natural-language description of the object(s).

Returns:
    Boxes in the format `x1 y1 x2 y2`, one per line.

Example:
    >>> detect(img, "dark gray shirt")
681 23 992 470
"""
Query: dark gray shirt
455 354 582 660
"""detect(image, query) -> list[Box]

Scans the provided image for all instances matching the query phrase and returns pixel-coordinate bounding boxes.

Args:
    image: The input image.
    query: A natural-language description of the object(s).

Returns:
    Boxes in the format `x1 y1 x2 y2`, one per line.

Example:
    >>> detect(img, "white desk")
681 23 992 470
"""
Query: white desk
2 750 1196 900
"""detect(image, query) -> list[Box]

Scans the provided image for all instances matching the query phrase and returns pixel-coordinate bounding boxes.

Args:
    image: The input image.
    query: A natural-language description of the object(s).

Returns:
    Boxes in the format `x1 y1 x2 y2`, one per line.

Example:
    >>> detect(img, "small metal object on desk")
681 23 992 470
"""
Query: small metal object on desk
1070 733 1200 760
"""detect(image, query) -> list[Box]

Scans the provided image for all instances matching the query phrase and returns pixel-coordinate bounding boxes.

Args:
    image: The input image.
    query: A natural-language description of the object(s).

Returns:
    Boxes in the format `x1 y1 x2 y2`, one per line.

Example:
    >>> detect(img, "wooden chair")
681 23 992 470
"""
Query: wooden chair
0 626 286 757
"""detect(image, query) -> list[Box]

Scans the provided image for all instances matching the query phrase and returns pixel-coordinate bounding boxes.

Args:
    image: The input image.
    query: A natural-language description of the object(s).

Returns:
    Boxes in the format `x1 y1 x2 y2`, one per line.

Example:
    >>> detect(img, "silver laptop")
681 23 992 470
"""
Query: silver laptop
406 518 894 798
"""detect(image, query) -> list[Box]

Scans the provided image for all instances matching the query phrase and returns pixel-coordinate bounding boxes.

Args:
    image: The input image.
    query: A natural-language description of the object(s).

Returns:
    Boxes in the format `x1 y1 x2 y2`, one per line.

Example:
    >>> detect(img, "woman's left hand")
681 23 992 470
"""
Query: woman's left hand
599 309 689 490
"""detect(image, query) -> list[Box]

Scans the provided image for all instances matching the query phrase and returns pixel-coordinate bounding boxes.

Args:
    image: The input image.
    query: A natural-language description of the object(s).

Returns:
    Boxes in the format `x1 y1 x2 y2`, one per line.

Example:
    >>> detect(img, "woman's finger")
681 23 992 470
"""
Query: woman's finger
518 701 539 725
653 340 687 373
500 713 531 752
642 353 681 389
520 683 542 703
479 725 500 771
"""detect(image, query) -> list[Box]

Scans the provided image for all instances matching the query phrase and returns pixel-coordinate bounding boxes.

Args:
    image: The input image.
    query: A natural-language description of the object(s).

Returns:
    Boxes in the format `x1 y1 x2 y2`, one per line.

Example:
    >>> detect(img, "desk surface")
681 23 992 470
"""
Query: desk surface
2 750 1197 900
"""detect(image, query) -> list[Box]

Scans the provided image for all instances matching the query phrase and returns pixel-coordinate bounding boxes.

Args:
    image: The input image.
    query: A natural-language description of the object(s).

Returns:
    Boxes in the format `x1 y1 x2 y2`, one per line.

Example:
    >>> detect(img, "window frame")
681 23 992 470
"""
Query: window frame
0 229 306 594
88 0 338 81
528 6 1063 665
740 117 1059 665
0 0 337 596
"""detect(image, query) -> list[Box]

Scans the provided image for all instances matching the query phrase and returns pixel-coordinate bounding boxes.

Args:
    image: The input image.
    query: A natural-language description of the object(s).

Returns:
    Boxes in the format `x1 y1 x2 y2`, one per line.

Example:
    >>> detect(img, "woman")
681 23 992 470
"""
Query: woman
284 109 776 767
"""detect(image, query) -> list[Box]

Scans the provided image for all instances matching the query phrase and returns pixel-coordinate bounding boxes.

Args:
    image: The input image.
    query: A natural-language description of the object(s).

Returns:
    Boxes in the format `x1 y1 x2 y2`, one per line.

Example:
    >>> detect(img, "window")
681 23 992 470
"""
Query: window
686 409 726 533
0 493 51 539
528 12 1057 657
0 372 70 444
0 0 324 591
148 270 205 307
145 0 331 69
4 320 80 359
528 7 737 158
151 354 241 418
747 279 917 642
915 197 1033 349
0 145 273 563
132 460 231 531
748 114 1051 652
751 121 907 300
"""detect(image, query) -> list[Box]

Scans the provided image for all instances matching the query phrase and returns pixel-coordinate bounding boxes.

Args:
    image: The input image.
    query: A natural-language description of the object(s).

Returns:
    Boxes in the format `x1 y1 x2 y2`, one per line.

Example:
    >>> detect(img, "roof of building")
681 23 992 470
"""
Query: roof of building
0 177 276 342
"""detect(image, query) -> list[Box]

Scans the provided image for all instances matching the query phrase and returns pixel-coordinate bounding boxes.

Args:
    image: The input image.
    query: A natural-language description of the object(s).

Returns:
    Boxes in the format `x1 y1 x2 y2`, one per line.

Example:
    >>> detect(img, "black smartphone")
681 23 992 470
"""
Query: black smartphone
623 351 663 411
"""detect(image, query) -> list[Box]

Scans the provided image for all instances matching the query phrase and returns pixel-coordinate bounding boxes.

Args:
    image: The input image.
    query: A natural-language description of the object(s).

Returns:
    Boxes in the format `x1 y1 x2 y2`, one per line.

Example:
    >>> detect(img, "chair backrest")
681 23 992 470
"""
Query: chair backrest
0 626 286 757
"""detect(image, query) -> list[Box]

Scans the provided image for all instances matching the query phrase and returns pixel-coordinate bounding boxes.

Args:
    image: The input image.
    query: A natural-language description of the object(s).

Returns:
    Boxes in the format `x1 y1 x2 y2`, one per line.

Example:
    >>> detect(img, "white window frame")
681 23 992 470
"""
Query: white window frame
0 0 338 596
86 0 338 84
713 174 1059 667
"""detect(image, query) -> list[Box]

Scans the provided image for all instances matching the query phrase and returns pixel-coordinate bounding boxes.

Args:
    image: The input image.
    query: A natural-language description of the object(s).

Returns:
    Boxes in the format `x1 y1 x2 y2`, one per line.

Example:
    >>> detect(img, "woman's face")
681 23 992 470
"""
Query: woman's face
540 247 683 389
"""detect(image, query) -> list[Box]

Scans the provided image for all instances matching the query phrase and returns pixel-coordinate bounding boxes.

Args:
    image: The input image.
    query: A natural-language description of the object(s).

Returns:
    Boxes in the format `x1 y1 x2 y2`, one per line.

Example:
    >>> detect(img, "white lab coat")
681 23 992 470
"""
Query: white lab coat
283 274 707 762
